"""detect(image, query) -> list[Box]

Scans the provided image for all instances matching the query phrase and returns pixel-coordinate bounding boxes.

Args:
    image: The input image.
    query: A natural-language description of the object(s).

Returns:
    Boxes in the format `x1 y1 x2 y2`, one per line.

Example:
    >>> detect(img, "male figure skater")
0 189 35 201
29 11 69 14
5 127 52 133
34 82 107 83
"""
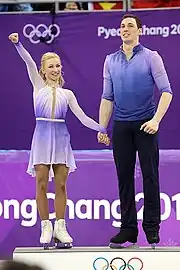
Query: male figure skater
98 14 173 247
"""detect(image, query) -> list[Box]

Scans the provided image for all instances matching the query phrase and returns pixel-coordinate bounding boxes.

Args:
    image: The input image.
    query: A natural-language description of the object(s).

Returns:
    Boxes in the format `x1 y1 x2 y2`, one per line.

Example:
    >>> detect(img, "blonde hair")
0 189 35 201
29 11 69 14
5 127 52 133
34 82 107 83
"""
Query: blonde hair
39 52 65 87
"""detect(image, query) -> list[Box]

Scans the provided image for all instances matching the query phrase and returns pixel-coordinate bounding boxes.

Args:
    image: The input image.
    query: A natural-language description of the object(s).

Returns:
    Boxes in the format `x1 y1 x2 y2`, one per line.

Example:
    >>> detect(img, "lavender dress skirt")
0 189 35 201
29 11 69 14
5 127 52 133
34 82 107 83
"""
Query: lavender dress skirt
27 119 77 178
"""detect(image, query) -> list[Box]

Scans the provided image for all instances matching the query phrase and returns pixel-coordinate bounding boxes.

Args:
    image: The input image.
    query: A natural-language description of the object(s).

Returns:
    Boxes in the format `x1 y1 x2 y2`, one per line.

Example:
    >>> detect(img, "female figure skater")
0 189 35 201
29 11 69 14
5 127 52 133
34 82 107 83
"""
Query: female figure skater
9 33 109 249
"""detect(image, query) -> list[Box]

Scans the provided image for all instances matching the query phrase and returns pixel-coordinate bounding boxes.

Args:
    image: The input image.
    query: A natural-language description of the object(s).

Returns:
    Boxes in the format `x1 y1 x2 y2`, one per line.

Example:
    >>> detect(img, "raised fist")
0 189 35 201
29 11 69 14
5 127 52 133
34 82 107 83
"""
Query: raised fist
8 33 19 43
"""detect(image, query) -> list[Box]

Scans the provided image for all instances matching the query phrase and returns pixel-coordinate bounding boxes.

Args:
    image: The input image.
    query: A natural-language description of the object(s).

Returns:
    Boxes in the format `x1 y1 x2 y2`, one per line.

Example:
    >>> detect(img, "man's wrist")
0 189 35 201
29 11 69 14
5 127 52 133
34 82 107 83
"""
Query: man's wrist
152 116 161 124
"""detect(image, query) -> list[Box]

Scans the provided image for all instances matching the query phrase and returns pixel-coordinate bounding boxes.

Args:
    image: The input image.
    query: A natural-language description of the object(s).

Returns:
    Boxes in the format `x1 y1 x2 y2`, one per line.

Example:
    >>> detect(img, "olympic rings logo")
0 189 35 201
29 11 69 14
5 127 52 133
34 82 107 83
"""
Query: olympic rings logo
23 24 60 44
93 257 143 270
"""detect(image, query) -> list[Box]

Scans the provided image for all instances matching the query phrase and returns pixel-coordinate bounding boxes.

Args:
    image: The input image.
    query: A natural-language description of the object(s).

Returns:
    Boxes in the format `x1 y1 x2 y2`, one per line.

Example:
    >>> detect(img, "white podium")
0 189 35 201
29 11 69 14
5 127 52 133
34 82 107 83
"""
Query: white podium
13 246 180 270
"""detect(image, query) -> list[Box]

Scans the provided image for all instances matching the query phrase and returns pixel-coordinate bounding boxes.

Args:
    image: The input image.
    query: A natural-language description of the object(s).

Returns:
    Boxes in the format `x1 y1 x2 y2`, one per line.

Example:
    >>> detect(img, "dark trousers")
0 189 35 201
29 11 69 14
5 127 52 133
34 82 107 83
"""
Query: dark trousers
112 120 161 233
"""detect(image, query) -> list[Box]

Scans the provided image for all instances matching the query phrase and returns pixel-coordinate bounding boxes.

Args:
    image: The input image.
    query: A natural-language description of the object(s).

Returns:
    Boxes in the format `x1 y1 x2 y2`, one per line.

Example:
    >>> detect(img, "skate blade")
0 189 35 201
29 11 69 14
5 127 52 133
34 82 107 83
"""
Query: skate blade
43 243 50 250
151 244 156 249
109 243 125 249
109 243 138 249
55 242 73 249
54 238 72 249
126 243 139 249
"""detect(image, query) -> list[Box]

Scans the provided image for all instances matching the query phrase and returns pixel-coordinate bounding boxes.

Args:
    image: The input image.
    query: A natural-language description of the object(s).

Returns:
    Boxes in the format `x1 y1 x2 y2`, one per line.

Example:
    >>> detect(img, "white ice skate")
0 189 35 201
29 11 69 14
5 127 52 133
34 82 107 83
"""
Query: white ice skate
53 219 73 249
40 220 53 249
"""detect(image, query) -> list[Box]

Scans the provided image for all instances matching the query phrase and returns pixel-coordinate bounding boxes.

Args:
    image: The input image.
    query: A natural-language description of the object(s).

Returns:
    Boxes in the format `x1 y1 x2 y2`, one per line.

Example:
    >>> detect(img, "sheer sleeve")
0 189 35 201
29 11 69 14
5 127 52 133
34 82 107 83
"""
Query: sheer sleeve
150 51 172 95
14 42 44 91
101 55 114 101
68 90 106 133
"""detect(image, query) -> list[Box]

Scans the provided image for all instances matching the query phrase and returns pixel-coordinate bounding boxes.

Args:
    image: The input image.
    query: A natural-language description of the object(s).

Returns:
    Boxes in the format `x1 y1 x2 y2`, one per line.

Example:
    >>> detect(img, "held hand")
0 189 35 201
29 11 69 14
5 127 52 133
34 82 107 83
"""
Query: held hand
97 132 110 146
8 33 19 43
140 118 159 134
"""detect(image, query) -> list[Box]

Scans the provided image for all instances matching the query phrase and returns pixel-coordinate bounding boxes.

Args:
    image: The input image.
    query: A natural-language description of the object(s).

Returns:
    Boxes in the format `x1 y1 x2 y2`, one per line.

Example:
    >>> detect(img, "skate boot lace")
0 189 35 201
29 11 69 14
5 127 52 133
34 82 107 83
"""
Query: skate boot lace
57 220 70 237
58 220 66 229
41 221 51 236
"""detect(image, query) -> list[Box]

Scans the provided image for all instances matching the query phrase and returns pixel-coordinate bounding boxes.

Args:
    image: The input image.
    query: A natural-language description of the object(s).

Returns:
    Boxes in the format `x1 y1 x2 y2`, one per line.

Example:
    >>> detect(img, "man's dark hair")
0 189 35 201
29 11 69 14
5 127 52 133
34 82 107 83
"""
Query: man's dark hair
121 14 142 29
